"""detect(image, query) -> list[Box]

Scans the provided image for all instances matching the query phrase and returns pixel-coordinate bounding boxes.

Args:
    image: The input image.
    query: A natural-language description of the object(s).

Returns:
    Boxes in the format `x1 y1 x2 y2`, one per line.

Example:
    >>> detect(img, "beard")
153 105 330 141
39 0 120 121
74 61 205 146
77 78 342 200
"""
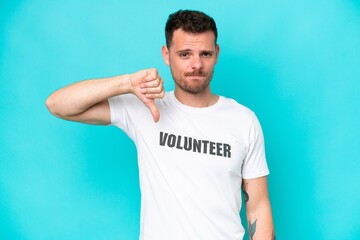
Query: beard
171 68 214 94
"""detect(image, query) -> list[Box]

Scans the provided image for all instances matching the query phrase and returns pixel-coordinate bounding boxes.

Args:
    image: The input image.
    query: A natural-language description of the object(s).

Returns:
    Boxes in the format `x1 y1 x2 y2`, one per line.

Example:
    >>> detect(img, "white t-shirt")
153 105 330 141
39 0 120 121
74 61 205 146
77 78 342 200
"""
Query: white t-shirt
108 91 269 240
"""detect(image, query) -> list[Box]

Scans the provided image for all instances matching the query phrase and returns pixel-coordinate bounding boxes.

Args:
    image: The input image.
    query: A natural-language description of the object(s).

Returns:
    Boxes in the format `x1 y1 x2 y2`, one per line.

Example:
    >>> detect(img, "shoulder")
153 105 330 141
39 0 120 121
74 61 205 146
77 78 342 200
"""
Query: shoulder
219 96 256 121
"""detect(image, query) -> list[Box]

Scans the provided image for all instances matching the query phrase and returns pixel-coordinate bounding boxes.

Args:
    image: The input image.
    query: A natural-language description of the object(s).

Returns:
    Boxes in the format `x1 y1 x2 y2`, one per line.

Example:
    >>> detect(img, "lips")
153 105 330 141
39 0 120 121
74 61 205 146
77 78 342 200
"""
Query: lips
184 72 207 77
186 75 206 77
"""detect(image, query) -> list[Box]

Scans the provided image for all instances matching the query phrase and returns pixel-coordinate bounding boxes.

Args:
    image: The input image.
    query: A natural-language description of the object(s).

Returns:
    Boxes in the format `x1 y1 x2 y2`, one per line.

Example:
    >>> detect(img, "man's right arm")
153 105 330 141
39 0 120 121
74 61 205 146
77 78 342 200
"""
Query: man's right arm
45 68 164 125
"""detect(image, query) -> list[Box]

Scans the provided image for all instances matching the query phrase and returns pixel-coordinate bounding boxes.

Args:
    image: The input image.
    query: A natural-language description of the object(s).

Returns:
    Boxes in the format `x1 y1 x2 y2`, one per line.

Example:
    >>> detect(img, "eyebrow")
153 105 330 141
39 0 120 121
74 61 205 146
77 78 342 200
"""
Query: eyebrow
176 49 192 53
176 49 215 53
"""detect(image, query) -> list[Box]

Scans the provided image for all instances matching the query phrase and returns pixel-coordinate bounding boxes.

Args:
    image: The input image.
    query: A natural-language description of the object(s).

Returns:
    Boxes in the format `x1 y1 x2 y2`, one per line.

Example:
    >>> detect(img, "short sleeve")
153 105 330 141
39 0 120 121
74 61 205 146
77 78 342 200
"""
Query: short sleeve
241 114 270 179
107 94 143 141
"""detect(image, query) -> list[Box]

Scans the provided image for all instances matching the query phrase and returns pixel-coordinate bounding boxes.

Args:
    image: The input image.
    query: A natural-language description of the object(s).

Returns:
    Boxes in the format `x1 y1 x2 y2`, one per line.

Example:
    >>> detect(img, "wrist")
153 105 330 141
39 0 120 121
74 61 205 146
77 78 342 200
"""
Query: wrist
113 74 133 95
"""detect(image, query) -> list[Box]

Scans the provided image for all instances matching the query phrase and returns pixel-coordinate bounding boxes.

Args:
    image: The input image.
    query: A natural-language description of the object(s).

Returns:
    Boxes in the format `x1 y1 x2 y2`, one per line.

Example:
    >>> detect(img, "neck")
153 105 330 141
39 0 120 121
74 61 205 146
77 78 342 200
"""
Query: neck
174 87 219 108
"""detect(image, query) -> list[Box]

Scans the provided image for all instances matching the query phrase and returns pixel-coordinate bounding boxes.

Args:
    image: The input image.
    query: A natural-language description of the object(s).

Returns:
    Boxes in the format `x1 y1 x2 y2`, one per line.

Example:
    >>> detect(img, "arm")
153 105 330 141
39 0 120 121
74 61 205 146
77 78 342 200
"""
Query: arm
242 176 275 240
45 68 164 124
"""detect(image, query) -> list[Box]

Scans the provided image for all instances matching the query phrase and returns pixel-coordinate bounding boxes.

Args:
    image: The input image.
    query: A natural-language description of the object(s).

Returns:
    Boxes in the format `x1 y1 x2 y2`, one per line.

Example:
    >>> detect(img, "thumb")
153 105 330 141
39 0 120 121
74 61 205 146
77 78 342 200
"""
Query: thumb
146 101 160 123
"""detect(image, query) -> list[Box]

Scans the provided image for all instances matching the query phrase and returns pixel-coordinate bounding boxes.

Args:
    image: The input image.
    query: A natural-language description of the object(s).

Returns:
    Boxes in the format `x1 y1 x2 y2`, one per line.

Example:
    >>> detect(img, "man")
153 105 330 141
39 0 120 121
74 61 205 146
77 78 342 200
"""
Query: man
46 10 275 240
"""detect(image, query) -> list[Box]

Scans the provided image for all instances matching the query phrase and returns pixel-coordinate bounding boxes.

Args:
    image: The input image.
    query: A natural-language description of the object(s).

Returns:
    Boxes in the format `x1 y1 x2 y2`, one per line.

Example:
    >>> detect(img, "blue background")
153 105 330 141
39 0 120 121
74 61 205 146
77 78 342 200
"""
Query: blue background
1 0 360 239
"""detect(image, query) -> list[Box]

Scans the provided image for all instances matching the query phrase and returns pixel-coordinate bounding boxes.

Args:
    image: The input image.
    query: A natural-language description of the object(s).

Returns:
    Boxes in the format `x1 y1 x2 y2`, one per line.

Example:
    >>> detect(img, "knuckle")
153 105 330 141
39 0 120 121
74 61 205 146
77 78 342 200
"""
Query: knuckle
150 68 157 75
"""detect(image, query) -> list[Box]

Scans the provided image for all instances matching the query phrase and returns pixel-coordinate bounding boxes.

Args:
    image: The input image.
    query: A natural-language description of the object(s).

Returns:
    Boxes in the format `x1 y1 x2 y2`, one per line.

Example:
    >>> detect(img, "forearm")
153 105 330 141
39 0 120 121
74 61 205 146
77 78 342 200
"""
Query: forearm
242 177 275 240
246 199 275 240
46 74 131 117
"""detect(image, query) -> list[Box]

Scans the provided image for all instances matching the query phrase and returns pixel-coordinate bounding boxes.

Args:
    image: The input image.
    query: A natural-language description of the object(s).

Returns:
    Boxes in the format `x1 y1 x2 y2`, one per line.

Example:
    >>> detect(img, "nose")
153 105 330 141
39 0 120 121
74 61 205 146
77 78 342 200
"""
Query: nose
191 55 203 70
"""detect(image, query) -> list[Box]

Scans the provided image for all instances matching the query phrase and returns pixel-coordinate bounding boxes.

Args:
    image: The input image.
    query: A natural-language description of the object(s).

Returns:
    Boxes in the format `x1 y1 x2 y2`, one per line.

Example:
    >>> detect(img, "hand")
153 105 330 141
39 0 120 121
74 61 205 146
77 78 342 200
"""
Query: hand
129 68 165 122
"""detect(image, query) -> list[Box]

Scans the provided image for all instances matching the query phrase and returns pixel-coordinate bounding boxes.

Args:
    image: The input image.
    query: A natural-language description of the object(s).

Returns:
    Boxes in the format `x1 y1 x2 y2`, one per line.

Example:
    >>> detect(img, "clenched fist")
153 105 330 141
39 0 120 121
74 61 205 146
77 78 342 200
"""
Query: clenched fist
129 68 165 122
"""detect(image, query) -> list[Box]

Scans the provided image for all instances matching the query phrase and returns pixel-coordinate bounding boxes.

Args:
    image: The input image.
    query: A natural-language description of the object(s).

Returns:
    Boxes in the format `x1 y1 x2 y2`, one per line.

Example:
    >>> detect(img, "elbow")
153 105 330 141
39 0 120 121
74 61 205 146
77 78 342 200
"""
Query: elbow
45 95 61 117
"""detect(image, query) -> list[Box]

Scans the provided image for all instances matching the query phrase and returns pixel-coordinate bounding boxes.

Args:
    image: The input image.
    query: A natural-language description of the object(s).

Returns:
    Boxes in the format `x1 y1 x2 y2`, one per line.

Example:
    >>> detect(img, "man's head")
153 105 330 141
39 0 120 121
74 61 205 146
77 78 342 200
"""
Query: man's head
163 10 220 95
165 10 218 49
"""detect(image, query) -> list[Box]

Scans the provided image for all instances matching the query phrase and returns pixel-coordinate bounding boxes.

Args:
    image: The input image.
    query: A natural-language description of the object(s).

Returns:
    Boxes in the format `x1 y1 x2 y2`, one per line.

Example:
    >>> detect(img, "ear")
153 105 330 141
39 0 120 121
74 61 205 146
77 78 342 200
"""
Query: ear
215 44 220 64
162 45 170 66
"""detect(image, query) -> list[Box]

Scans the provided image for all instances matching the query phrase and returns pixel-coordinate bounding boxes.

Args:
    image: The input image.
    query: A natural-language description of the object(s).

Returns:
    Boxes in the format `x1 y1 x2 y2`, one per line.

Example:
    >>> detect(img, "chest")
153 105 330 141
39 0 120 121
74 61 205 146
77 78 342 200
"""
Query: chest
135 108 249 178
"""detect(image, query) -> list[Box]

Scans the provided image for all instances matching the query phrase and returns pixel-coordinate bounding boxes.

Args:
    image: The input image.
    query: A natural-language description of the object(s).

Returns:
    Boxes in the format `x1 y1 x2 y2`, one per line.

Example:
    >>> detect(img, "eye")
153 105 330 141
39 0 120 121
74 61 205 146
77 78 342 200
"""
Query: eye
201 52 213 57
179 52 189 58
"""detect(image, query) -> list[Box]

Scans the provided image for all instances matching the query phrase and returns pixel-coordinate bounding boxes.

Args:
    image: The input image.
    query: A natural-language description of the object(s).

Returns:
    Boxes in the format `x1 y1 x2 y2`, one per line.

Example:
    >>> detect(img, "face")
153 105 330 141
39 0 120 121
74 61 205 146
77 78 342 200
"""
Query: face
162 29 220 94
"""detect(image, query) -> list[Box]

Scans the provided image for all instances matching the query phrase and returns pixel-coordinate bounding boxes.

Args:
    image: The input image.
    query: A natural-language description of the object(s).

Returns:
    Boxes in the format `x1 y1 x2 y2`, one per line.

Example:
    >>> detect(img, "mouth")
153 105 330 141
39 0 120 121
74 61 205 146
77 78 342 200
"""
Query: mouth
186 75 206 78
184 73 207 78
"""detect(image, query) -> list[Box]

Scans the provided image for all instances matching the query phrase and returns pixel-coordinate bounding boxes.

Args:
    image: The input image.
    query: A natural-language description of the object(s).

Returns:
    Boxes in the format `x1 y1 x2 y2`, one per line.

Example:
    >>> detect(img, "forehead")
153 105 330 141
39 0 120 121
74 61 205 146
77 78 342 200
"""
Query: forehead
170 29 216 50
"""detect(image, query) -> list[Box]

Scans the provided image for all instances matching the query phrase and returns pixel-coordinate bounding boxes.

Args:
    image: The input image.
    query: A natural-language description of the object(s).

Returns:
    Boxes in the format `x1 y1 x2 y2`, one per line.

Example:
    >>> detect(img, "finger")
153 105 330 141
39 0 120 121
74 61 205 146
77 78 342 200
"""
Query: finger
147 68 157 77
144 69 158 82
144 88 164 95
140 86 163 95
143 76 157 82
145 92 165 99
147 101 160 122
140 79 160 88
141 84 164 94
